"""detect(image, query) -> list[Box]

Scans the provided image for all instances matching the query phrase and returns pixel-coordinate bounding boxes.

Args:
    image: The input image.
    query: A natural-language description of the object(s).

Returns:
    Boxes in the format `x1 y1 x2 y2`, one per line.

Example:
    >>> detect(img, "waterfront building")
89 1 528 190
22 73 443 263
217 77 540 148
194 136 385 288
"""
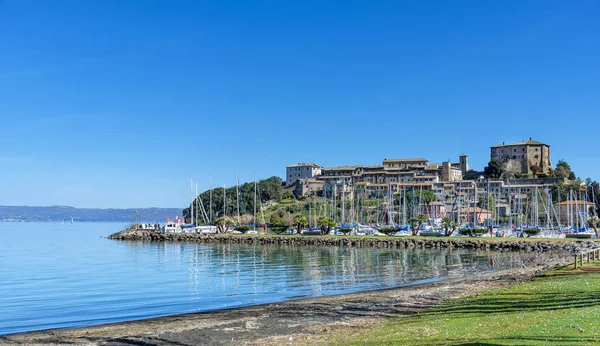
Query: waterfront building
554 200 595 227
286 163 322 187
490 138 552 176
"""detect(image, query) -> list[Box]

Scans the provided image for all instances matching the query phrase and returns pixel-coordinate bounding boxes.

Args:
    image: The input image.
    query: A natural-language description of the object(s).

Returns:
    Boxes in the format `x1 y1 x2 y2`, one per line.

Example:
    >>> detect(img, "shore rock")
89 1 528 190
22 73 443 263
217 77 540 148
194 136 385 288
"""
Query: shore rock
107 229 598 254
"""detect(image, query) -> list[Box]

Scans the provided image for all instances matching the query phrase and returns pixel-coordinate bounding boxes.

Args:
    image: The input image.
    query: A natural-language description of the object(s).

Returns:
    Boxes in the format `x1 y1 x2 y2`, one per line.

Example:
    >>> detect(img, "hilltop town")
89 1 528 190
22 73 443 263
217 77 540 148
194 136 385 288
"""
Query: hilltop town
286 138 595 228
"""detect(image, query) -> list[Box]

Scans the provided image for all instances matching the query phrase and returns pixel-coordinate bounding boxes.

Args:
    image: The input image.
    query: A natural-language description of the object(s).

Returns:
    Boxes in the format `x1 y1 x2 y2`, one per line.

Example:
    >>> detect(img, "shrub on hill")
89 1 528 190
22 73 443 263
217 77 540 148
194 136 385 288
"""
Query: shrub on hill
460 228 488 237
379 227 399 236
234 225 252 234
337 228 353 235
270 226 289 235
523 229 541 237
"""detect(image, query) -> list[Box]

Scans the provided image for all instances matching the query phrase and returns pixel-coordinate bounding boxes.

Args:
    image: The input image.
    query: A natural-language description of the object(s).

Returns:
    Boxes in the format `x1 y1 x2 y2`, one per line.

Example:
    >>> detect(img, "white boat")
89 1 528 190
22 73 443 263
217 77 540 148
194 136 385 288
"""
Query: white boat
164 222 183 233
163 217 186 233
194 225 218 234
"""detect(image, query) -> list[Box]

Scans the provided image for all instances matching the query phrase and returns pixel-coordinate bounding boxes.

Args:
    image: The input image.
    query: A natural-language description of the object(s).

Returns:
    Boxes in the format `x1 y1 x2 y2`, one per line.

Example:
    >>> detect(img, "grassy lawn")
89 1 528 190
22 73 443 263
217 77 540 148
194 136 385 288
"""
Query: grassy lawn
319 262 600 345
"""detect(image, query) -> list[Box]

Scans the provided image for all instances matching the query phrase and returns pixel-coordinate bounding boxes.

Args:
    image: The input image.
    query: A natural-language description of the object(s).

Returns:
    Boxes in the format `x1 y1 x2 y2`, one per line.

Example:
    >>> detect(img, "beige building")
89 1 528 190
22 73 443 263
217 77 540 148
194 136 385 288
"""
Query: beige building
554 200 595 226
294 178 324 197
383 158 429 170
442 161 463 182
286 163 322 187
490 138 551 176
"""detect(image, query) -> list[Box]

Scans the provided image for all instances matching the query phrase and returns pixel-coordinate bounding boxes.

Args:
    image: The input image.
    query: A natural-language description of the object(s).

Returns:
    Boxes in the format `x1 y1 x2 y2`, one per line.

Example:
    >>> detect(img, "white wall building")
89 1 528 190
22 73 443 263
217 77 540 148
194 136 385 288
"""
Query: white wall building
285 163 322 187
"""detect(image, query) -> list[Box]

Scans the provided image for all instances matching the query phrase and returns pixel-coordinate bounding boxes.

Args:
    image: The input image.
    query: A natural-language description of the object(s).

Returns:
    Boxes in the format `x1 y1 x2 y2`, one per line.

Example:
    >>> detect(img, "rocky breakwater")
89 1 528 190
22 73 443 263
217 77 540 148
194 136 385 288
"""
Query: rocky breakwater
107 229 599 254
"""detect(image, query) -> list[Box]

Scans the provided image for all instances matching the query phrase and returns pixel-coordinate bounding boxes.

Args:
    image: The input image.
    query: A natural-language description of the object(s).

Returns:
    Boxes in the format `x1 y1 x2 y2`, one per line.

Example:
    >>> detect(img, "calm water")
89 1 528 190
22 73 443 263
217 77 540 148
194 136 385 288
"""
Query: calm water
0 222 536 335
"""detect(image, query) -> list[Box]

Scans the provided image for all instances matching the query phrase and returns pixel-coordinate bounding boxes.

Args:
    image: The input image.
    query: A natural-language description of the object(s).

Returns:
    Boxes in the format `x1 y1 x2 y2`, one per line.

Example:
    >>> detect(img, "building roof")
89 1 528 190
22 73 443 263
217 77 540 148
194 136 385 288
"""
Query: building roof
286 163 321 168
321 166 358 171
554 200 595 206
491 138 549 148
383 158 428 163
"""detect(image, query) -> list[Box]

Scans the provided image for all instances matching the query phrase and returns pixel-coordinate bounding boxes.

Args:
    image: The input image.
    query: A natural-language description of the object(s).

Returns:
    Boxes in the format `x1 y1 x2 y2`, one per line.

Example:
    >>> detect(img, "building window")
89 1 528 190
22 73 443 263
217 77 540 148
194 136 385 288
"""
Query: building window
513 155 516 159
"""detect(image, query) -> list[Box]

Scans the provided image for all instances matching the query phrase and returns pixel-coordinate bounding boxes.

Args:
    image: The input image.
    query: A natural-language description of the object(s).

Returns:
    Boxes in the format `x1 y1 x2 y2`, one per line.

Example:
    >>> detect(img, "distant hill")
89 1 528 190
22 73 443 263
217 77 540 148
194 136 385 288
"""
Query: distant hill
0 206 182 222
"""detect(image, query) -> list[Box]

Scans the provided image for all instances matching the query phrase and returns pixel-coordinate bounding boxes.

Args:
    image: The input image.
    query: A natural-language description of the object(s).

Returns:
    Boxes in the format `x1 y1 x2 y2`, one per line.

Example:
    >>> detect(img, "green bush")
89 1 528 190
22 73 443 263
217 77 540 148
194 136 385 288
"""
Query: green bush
460 228 488 237
270 226 289 235
523 228 541 237
337 228 353 235
379 227 399 236
234 225 252 234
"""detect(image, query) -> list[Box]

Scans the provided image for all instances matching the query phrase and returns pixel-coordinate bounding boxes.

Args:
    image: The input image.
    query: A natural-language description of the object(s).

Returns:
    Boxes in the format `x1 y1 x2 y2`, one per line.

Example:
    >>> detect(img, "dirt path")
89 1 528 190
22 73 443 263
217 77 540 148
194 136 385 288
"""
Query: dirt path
0 254 568 346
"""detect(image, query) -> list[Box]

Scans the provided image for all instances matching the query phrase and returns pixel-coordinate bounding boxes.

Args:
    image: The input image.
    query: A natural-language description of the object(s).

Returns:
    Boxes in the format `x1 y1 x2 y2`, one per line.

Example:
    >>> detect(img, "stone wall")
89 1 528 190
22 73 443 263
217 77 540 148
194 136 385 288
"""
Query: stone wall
108 229 597 254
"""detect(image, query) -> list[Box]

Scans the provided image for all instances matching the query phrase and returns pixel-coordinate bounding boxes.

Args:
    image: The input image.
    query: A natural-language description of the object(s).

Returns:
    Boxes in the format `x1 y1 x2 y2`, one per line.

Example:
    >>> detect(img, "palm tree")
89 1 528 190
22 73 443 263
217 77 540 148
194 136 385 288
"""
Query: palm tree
441 216 458 236
214 217 234 233
409 214 428 235
294 214 308 234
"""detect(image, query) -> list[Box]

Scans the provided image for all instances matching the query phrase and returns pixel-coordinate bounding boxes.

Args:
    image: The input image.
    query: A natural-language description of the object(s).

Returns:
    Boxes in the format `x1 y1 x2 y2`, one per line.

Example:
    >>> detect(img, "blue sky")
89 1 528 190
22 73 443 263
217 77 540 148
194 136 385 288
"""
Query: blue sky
1 1 599 208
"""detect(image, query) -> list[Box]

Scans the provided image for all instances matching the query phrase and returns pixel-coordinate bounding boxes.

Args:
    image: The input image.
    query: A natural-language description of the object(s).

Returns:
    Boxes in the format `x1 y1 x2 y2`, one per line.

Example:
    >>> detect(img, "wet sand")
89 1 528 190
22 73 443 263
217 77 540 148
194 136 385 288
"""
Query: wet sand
0 253 568 346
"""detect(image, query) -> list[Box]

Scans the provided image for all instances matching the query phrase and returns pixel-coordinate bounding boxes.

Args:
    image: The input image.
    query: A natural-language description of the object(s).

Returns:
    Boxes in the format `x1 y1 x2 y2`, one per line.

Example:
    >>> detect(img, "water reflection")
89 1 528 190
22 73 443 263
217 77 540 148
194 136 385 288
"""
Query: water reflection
147 243 538 301
0 221 540 336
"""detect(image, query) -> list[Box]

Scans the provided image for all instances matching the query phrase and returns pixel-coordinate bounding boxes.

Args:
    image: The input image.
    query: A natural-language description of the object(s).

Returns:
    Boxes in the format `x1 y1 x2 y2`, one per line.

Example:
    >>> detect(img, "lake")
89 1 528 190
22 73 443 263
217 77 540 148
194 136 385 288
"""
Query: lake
0 222 536 335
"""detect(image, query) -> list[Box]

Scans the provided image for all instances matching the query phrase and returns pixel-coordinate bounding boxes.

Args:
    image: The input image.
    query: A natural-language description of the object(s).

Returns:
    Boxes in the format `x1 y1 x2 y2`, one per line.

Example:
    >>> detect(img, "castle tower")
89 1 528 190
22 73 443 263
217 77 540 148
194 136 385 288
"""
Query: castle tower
459 154 469 175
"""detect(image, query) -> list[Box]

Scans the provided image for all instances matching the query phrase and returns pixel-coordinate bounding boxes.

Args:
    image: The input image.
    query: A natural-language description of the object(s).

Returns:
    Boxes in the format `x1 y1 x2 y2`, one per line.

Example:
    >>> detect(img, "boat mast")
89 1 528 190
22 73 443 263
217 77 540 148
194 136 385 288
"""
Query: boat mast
209 175 213 224
223 184 227 218
333 184 337 222
190 178 194 225
236 171 240 225
402 186 407 225
341 186 345 225
457 183 461 226
557 185 561 228
473 181 477 227
253 173 257 232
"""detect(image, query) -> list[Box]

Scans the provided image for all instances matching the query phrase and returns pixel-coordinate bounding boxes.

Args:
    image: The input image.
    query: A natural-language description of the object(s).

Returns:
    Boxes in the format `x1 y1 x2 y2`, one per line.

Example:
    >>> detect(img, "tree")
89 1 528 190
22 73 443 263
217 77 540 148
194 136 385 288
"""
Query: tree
379 227 399 236
214 217 235 233
270 213 283 226
501 160 522 179
530 164 542 176
441 216 458 236
484 160 503 179
317 216 336 227
555 160 576 180
409 214 428 235
478 195 496 212
281 191 295 200
405 190 437 205
293 214 308 233
234 225 252 234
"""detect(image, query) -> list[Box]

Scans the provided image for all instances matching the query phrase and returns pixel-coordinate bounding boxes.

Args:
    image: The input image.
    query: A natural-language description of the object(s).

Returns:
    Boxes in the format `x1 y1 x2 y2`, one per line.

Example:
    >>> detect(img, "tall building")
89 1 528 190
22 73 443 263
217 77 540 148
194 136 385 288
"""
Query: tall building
285 163 322 186
459 154 469 175
490 138 551 176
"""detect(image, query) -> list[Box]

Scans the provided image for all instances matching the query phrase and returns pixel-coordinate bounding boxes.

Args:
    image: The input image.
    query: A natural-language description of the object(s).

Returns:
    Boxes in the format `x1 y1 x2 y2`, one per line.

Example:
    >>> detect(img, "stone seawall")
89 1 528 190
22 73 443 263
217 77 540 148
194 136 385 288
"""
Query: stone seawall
108 229 597 253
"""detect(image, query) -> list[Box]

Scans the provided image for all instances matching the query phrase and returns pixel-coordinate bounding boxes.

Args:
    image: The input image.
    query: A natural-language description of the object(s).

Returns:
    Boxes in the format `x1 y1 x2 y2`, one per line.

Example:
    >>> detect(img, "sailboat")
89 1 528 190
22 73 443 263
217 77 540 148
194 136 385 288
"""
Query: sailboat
246 174 259 234
71 217 74 224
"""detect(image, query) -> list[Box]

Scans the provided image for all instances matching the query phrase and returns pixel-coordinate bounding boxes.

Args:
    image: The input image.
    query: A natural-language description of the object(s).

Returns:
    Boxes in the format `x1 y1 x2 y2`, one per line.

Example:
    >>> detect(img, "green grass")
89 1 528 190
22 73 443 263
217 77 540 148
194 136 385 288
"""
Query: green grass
319 262 600 345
